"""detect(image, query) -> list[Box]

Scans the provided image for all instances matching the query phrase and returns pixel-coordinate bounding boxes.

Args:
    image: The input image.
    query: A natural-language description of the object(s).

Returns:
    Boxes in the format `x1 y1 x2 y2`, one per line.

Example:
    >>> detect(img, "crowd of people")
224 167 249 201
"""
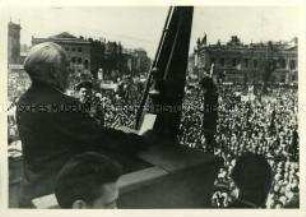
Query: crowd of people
8 65 299 208
180 83 299 208
8 70 31 158
102 78 144 129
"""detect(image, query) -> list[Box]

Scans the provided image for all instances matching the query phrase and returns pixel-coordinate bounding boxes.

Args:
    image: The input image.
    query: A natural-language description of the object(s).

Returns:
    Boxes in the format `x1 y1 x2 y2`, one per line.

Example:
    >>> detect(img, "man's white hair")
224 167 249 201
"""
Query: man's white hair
24 42 69 90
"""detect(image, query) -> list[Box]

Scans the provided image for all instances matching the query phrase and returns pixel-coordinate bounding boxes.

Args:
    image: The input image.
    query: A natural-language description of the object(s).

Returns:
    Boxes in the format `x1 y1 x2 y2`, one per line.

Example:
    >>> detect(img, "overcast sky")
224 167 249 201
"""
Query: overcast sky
7 6 300 58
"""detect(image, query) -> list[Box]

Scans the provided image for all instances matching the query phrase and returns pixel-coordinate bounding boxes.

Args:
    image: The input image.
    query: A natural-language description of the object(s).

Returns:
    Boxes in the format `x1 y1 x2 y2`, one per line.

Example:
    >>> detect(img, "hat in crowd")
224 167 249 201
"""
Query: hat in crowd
76 80 93 91
200 75 215 90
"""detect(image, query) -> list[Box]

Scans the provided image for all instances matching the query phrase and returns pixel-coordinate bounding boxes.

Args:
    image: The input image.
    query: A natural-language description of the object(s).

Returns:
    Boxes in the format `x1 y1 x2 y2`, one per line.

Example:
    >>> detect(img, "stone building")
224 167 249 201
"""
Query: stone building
30 32 151 83
32 32 91 77
124 48 151 76
8 21 21 64
191 35 298 85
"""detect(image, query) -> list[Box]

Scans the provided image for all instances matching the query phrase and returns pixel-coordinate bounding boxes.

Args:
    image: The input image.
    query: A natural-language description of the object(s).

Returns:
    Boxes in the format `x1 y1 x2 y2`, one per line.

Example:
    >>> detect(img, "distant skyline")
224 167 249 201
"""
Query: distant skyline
8 6 300 58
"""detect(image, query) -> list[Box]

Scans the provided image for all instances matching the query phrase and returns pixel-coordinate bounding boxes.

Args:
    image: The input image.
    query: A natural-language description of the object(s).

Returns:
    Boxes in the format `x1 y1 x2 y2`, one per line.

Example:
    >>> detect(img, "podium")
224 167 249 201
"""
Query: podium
118 145 221 208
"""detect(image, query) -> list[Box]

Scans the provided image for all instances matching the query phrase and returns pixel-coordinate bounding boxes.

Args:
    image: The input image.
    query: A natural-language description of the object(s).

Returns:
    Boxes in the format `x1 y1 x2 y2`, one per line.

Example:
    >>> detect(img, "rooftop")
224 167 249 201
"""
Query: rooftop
50 32 77 39
32 32 90 44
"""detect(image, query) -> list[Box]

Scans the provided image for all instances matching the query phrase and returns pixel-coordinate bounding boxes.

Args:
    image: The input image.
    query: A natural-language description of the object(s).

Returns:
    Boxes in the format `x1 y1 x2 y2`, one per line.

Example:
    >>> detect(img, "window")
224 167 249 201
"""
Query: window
72 47 76 52
290 60 296 70
65 47 70 51
78 47 82 52
232 58 237 67
220 58 225 67
244 59 249 68
84 59 89 69
78 57 82 64
253 59 258 68
71 57 76 63
280 58 286 69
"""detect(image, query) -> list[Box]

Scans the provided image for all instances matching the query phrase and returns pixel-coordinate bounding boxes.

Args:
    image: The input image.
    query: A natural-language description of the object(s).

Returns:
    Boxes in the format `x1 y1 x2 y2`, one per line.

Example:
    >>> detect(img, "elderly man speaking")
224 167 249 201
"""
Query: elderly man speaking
16 42 147 207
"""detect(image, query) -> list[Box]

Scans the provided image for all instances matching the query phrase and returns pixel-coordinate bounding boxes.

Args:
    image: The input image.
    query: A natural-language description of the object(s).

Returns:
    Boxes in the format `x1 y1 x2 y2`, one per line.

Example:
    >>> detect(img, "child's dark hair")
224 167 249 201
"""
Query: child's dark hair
55 152 122 208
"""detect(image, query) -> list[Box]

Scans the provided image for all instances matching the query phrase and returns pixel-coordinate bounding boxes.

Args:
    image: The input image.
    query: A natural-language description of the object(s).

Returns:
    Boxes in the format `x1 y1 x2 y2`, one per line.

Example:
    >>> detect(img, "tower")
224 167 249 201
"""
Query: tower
8 21 21 64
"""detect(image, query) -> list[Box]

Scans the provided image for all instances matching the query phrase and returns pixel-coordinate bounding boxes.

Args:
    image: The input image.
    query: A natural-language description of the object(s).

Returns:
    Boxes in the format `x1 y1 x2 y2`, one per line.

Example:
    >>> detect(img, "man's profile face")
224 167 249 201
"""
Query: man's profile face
79 87 89 103
90 182 119 209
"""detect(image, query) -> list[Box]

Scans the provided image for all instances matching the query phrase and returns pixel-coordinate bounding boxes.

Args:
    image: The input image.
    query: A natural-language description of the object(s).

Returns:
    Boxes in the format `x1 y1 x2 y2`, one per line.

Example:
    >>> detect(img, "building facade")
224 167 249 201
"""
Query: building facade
32 32 91 77
191 35 298 85
8 21 21 64
124 48 151 76
27 31 151 83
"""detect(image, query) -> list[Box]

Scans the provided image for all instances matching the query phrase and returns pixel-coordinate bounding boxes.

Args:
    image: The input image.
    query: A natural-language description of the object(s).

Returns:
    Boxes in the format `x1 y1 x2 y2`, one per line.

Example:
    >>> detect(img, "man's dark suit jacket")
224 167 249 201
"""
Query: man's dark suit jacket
199 77 219 133
16 82 145 203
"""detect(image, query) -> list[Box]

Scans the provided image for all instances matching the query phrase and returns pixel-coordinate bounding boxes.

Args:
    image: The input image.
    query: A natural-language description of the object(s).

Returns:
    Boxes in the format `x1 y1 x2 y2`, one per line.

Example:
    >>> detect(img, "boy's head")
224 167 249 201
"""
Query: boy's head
231 152 272 205
76 81 93 103
55 152 122 209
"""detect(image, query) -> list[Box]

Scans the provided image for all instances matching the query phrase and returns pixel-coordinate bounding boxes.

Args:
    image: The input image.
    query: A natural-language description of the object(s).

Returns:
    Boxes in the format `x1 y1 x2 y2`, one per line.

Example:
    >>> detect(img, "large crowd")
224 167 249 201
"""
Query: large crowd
102 77 144 129
8 69 299 208
180 83 299 208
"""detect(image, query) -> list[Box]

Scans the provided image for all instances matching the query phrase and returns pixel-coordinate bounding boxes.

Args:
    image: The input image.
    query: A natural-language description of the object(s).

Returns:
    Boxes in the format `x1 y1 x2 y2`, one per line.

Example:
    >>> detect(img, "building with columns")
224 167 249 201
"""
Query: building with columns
190 35 298 85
